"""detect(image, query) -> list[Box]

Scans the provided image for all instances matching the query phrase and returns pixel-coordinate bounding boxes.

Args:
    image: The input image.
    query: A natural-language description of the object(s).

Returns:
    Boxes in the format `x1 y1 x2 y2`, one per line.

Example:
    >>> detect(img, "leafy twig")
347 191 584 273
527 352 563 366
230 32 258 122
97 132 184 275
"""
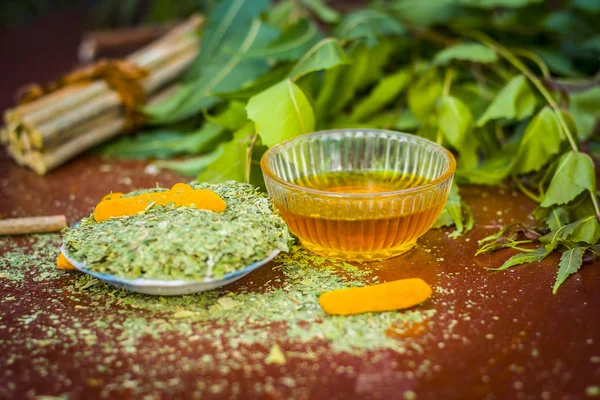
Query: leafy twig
442 66 454 97
511 48 550 79
465 30 579 153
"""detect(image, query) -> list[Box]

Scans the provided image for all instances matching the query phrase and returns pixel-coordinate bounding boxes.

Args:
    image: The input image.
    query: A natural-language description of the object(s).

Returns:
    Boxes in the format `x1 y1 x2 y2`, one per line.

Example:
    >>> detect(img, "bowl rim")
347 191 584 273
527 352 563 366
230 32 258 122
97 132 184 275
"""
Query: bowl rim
260 129 456 198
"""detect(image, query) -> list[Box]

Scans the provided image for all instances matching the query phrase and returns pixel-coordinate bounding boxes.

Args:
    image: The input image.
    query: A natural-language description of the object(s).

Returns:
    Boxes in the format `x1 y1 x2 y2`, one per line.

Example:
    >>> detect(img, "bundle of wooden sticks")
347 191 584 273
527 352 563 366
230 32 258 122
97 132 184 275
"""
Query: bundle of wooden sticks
1 15 203 175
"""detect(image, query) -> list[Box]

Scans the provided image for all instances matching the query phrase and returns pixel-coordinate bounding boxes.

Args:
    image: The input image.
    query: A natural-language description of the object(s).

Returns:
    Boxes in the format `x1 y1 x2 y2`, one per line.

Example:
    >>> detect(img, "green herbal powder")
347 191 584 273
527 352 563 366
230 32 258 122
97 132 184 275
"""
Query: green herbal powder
62 181 293 281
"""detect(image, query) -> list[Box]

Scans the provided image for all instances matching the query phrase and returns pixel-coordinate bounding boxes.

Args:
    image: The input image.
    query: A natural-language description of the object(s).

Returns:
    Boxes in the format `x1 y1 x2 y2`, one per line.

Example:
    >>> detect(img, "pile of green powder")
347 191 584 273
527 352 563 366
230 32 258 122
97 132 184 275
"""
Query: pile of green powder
62 181 293 281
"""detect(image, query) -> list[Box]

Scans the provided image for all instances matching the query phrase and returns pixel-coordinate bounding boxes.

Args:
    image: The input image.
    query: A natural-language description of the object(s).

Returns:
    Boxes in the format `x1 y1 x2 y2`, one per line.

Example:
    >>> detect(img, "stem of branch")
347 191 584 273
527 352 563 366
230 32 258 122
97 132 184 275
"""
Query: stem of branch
442 66 454 97
465 30 579 154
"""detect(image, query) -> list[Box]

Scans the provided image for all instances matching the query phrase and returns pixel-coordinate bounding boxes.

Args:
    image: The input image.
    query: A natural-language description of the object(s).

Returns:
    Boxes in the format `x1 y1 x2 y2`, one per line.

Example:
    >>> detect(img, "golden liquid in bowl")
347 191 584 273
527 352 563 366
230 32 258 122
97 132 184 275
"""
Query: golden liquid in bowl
281 171 444 260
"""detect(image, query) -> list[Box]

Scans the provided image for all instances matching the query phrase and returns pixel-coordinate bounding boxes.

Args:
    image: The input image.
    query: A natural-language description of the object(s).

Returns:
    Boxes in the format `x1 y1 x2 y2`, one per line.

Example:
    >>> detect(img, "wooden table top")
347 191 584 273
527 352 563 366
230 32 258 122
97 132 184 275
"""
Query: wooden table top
1 9 599 400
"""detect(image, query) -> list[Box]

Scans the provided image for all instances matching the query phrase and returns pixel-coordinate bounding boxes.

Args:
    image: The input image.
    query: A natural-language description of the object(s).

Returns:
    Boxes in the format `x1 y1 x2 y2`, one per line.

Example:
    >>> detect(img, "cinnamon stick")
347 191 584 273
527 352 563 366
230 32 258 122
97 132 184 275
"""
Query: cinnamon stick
0 215 67 236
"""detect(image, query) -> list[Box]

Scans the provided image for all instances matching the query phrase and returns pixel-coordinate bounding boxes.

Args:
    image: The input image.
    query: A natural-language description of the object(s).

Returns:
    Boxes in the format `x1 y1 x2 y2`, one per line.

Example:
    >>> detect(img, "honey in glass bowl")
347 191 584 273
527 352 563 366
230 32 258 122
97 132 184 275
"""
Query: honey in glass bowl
261 129 456 260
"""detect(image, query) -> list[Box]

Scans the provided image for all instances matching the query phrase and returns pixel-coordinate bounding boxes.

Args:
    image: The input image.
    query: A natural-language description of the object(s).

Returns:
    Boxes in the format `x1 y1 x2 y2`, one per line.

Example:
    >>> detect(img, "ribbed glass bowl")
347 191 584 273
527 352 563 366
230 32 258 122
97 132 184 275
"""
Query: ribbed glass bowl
261 129 456 260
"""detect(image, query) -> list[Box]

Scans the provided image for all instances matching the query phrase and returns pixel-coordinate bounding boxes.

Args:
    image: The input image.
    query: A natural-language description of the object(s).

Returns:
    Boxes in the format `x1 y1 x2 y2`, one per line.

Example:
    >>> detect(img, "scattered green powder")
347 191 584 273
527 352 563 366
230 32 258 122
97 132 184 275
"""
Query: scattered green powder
62 182 292 280
587 386 600 397
1 233 443 398
0 234 62 285
71 244 435 353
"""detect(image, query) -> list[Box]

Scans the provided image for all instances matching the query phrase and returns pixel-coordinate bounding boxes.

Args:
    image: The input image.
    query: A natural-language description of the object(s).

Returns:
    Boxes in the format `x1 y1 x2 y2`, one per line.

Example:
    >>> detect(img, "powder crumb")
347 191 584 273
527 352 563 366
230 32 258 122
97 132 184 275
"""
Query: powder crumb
587 386 600 397
403 390 417 400
591 356 600 364
486 334 494 340
171 310 195 319
144 164 160 176
281 377 296 387
119 177 133 185
217 297 239 311
541 392 551 400
265 344 286 365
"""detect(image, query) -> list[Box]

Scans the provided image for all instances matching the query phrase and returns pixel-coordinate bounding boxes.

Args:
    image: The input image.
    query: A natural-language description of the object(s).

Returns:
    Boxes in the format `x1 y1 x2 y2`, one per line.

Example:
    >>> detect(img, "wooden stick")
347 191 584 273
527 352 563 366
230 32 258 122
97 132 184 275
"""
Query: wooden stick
0 215 67 236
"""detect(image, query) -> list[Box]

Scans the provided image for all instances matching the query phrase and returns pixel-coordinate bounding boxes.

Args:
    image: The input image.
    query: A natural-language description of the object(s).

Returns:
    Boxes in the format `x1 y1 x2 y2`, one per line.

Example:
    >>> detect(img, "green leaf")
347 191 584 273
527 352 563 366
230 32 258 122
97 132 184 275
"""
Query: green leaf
289 38 350 81
146 20 280 124
491 245 552 271
540 151 596 207
476 75 537 127
573 0 600 12
568 193 598 222
247 79 315 147
197 123 255 183
204 101 248 131
511 107 564 175
455 0 542 7
243 19 323 61
433 43 498 65
568 86 600 141
392 0 456 26
266 0 305 30
543 11 594 40
569 217 600 244
335 9 405 47
540 216 599 246
553 247 585 294
153 147 224 177
533 48 584 78
456 151 512 185
432 183 471 238
301 0 341 23
350 68 411 121
316 40 396 119
546 207 570 231
432 210 454 229
212 64 292 101
437 96 478 170
100 123 223 159
186 0 271 79
394 109 421 131
407 69 443 123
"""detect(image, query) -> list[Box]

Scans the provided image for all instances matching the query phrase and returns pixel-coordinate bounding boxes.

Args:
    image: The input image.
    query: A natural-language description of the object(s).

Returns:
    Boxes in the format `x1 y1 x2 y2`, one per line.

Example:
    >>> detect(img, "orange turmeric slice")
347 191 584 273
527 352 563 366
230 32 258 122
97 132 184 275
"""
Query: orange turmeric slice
318 278 432 316
93 183 226 222
56 252 76 270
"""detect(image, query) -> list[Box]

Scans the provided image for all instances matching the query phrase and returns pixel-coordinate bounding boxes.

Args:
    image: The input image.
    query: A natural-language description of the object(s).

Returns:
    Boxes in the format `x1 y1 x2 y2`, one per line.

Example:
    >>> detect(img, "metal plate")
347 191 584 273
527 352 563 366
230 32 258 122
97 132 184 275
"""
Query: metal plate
61 241 280 296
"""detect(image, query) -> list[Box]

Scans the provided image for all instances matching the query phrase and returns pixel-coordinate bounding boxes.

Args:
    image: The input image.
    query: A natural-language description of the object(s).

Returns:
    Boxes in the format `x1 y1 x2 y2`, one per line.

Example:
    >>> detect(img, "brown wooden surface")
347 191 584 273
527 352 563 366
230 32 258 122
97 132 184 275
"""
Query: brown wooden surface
1 10 600 400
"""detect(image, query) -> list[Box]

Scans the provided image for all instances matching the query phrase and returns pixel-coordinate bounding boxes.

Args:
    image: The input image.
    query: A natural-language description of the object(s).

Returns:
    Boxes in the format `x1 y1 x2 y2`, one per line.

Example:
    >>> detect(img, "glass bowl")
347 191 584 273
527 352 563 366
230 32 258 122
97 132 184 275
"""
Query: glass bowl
261 129 456 260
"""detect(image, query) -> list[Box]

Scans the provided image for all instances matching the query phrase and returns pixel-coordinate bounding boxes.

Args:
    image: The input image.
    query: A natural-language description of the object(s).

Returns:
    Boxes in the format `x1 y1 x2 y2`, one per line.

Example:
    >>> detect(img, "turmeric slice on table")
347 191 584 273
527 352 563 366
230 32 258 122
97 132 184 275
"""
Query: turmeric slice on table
56 252 76 270
319 278 432 316
93 183 226 221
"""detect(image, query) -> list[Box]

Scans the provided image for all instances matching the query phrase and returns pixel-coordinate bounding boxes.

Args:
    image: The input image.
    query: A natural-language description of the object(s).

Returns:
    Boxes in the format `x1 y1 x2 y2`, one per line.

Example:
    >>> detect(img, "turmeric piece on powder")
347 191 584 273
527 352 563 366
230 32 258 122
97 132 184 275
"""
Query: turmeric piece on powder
56 252 76 270
319 278 432 316
93 183 226 221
